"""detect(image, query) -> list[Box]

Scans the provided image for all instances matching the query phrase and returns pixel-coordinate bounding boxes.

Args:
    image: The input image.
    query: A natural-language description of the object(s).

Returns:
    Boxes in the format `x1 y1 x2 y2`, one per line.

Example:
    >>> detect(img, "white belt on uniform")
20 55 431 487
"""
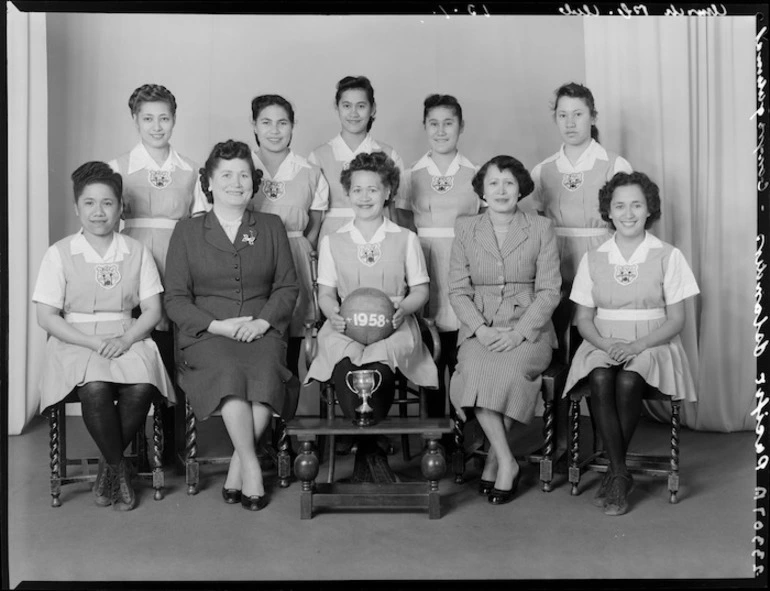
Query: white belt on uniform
123 218 178 229
325 207 355 218
417 227 455 238
65 311 133 323
286 231 304 238
596 308 665 321
554 227 609 237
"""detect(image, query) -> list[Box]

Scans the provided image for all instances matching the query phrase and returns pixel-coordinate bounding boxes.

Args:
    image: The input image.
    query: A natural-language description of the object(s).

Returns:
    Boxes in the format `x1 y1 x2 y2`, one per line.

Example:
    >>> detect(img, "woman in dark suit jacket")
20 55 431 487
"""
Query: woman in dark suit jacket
449 155 561 505
165 140 299 511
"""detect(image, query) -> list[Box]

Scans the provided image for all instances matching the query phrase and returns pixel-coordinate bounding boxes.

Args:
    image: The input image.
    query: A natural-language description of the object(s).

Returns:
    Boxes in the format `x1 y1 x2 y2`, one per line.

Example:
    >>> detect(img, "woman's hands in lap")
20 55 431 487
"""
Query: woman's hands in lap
476 326 524 353
233 319 270 342
604 339 639 363
94 336 132 359
208 316 255 340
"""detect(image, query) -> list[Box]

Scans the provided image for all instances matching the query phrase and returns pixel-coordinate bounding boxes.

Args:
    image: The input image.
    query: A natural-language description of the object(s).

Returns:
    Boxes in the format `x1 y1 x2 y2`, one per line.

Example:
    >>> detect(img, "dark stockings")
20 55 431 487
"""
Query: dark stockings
588 367 647 475
287 336 303 380
78 381 154 467
426 330 457 418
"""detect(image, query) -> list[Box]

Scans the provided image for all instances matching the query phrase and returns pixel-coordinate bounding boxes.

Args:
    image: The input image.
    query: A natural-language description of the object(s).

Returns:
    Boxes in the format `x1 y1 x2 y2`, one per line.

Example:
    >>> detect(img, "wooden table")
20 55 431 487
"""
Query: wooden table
285 417 454 519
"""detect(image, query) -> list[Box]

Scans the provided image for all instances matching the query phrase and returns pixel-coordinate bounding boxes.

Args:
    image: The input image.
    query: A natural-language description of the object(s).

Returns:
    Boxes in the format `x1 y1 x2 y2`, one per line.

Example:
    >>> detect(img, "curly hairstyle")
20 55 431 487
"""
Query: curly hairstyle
423 93 463 125
335 75 376 132
340 151 400 203
128 84 177 117
250 94 295 147
598 171 661 229
472 155 534 201
199 140 263 204
71 161 123 203
552 82 599 143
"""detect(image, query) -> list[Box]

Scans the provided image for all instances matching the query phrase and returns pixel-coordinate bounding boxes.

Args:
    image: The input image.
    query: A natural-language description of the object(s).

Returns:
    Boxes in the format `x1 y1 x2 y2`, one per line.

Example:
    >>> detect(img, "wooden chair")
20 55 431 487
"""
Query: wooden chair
284 252 460 519
47 391 165 507
567 385 681 503
172 327 293 495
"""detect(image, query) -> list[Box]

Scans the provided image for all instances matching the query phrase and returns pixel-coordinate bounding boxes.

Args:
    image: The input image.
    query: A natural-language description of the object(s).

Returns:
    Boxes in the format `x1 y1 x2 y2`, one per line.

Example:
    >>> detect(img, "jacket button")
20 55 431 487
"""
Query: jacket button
236 289 241 294
235 276 240 281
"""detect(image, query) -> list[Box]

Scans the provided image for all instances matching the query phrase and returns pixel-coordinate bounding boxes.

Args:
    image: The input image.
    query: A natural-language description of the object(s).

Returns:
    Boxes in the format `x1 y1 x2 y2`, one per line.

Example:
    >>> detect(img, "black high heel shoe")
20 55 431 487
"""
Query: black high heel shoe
478 479 495 495
221 487 242 504
241 494 269 511
488 470 521 505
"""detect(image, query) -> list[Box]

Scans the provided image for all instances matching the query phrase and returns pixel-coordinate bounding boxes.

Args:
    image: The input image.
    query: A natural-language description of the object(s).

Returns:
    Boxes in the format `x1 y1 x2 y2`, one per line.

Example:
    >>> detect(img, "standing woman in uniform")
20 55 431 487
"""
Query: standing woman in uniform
520 83 632 453
250 94 329 379
395 94 481 419
309 75 405 240
108 83 207 460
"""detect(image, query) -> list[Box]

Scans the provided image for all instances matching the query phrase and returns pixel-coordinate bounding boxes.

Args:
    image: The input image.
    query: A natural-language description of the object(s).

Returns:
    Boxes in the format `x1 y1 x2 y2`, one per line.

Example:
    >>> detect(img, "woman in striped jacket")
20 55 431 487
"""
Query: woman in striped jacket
449 155 561 505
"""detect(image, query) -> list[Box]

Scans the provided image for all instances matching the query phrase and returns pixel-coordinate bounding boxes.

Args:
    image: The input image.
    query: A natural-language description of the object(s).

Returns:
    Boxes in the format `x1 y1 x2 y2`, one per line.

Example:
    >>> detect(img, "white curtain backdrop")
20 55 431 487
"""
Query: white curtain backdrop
584 16 756 432
8 4 49 435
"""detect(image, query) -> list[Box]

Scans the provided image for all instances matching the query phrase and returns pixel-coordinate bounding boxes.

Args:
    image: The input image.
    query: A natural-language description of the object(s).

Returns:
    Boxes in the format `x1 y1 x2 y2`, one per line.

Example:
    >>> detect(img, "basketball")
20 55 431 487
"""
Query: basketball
339 287 396 345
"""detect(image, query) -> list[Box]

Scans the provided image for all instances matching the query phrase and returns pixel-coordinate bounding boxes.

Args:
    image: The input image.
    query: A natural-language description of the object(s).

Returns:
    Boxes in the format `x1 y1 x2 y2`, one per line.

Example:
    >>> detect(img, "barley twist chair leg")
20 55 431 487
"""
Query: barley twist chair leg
669 401 681 503
49 405 62 508
185 399 199 495
152 401 165 500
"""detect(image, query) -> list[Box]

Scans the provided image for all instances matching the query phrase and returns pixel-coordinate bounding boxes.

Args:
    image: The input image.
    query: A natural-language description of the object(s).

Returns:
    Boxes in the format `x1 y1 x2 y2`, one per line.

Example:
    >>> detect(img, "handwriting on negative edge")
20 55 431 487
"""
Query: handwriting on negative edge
558 3 727 17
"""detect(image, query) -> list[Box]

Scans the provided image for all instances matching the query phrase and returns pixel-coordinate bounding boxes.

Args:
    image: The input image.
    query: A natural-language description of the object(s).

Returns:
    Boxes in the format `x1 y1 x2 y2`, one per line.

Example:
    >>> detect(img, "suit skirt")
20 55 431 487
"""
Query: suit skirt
178 333 300 420
450 336 553 423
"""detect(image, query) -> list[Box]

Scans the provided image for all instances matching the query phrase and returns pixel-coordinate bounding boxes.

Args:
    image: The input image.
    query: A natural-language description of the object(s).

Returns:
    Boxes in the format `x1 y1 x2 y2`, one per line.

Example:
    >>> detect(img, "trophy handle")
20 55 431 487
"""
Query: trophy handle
345 371 356 394
371 369 383 394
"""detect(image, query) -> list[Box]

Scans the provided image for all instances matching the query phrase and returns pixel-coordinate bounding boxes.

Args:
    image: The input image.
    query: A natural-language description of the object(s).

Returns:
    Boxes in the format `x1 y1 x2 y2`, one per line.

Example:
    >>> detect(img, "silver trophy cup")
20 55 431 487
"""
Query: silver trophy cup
345 369 383 427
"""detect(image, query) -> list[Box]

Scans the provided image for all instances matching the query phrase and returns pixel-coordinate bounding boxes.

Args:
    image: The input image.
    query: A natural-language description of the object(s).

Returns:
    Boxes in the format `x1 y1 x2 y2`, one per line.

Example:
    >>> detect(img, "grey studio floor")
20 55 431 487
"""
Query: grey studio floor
7 409 758 586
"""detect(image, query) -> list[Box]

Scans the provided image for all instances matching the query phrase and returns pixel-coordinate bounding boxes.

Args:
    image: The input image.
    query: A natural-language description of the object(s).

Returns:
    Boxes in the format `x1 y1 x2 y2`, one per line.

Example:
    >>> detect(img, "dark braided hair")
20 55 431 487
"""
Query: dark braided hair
199 140 263 204
598 171 661 229
250 94 295 147
128 84 177 117
552 82 599 143
472 155 534 201
71 161 123 203
340 151 400 204
423 93 463 125
335 76 376 132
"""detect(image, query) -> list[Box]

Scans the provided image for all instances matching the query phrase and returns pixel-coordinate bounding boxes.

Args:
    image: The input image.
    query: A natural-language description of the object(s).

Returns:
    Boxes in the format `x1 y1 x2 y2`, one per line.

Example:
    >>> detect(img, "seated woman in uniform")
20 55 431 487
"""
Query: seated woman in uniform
562 171 699 516
164 140 299 511
304 151 438 482
33 161 175 511
449 155 561 505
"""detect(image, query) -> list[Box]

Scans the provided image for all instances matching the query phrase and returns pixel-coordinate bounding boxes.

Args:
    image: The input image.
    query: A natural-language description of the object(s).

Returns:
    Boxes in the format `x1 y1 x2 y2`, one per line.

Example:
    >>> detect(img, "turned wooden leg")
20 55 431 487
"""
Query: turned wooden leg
152 401 164 500
568 398 581 496
49 405 62 508
669 401 681 503
276 417 292 488
185 398 199 495
422 439 446 519
452 413 465 484
294 440 319 519
540 397 554 492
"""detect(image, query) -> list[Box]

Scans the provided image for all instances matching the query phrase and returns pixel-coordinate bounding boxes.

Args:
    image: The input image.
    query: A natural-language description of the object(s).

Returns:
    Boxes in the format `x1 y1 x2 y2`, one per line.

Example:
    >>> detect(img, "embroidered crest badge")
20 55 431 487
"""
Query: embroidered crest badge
613 264 639 286
431 175 454 194
148 169 172 189
562 172 584 192
357 243 382 267
262 180 285 201
95 264 121 289
342 160 351 171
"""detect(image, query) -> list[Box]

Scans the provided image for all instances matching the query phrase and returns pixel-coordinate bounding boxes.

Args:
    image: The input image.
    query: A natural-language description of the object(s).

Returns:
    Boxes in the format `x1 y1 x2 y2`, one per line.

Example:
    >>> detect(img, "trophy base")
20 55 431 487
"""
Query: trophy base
353 411 376 427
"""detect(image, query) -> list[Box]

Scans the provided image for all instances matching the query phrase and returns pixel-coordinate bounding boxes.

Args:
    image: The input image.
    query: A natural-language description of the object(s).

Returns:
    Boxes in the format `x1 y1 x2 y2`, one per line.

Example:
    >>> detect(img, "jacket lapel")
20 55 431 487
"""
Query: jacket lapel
203 211 237 253
235 210 259 252
499 209 529 259
476 213 502 261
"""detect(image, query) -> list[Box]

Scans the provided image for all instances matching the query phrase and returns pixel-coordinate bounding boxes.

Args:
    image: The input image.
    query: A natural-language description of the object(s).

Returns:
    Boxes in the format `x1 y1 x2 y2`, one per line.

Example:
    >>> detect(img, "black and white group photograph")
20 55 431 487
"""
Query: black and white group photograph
2 1 767 588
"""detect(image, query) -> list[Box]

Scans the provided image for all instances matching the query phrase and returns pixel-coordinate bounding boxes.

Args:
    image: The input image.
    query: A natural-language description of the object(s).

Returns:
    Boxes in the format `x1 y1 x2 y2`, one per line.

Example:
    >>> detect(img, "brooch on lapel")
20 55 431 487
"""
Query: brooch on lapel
242 229 256 246
95 264 121 289
262 180 285 201
613 264 639 286
431 175 454 194
148 169 172 189
562 172 583 192
357 243 382 267
342 160 351 171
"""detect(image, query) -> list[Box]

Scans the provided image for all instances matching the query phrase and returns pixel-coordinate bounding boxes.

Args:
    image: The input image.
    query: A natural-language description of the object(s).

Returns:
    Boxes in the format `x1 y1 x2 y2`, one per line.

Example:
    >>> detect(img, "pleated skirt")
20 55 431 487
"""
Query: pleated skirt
304 315 438 389
287 234 315 338
39 333 175 412
563 316 698 402
419 235 458 332
450 336 553 424
178 334 299 420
